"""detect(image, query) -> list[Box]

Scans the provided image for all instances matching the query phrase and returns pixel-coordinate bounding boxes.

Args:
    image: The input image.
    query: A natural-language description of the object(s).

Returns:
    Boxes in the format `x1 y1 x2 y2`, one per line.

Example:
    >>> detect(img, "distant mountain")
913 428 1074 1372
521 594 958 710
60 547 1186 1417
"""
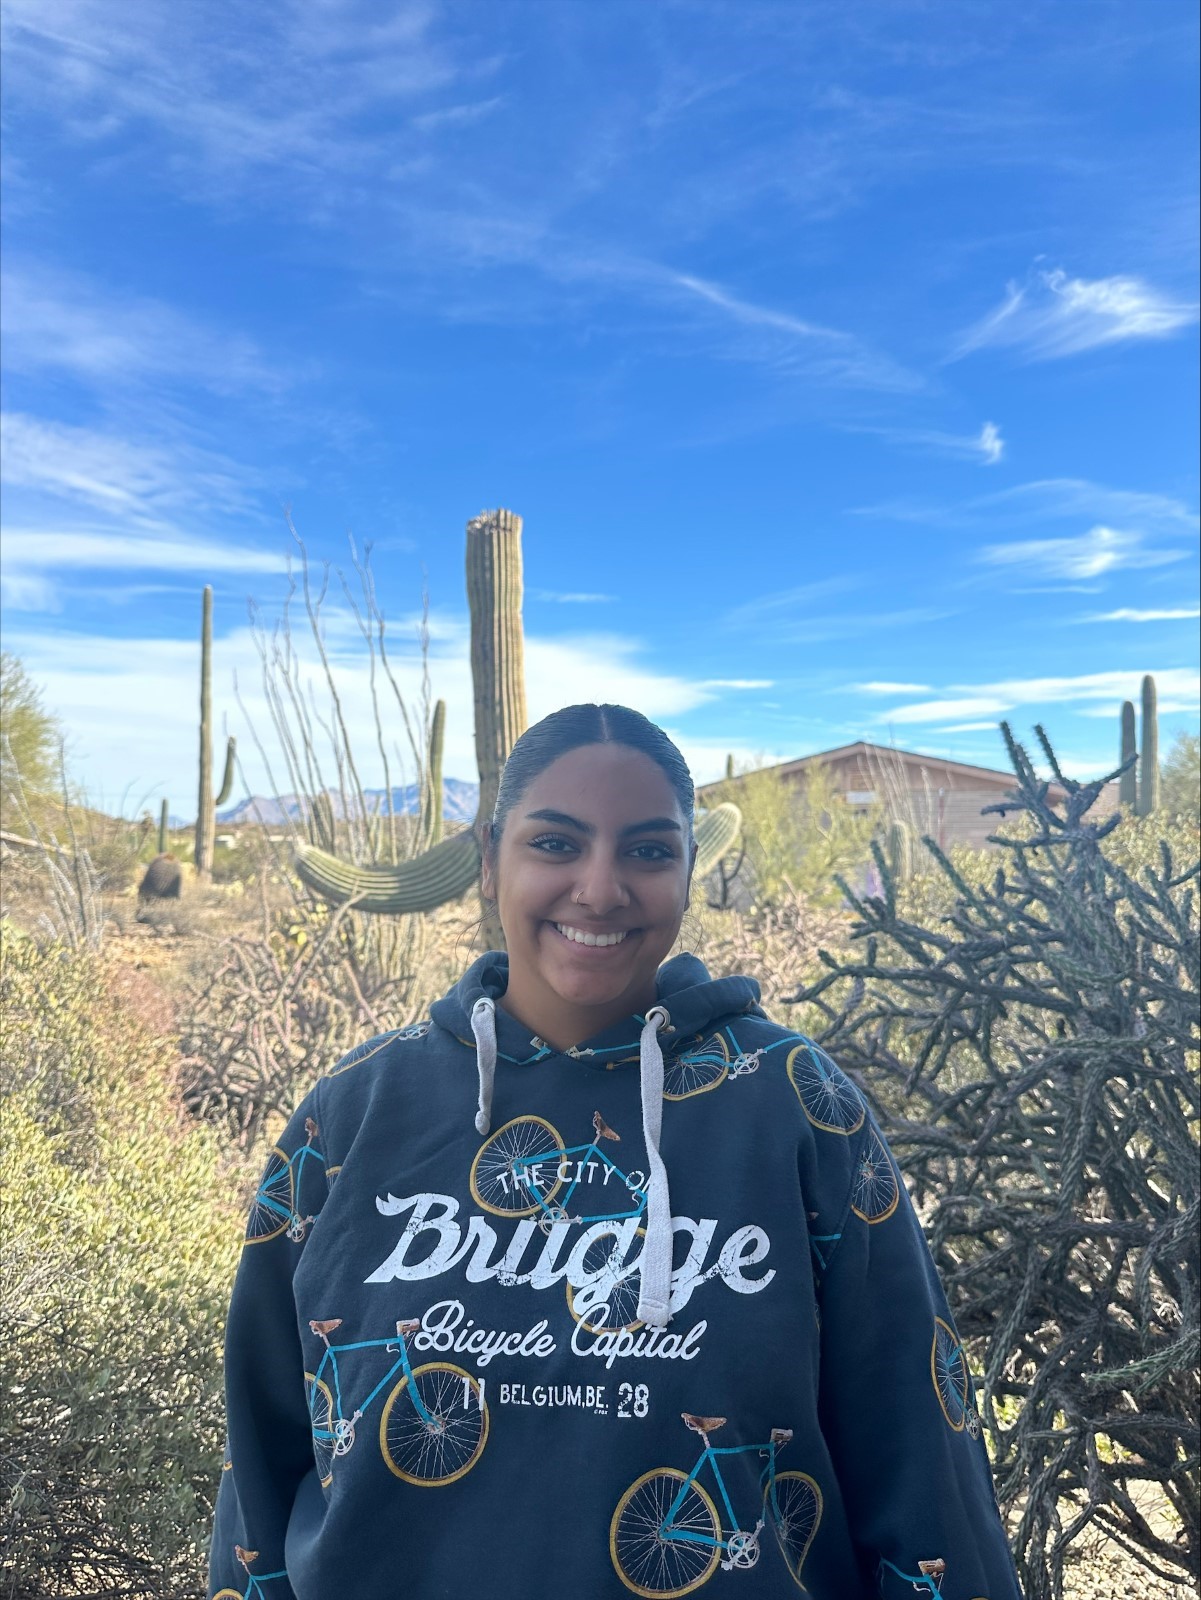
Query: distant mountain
218 778 479 827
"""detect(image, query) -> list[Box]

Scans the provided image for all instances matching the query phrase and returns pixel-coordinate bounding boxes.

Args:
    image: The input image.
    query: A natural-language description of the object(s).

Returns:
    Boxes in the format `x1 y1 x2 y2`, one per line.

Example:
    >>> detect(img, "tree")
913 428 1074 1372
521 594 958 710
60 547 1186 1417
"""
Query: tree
1161 730 1200 818
0 652 60 816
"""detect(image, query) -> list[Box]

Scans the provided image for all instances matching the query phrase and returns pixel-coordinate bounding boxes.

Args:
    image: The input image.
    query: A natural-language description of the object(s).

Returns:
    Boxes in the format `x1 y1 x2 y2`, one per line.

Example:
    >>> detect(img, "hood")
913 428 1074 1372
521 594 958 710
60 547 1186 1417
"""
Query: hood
429 949 763 1068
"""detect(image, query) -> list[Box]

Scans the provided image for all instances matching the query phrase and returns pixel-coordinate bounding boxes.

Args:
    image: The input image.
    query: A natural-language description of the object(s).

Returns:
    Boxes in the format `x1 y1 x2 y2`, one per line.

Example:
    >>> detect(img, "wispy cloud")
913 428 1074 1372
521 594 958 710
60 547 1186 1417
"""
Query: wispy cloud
412 96 506 133
1078 607 1200 623
1 266 284 397
979 525 1186 581
875 668 1201 725
852 681 934 694
853 478 1200 535
528 589 616 604
953 265 1199 361
852 419 1004 464
665 270 923 392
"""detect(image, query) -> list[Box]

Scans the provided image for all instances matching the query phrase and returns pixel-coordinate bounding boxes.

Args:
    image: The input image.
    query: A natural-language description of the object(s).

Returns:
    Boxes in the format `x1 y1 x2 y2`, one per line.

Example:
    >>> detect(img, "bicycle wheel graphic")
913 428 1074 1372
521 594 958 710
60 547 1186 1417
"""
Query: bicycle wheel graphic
566 1227 646 1333
380 1362 489 1485
244 1147 293 1243
470 1115 563 1216
786 1044 865 1135
663 1034 729 1100
850 1131 899 1222
611 1468 721 1596
767 1471 823 1588
932 1316 972 1432
305 1372 336 1487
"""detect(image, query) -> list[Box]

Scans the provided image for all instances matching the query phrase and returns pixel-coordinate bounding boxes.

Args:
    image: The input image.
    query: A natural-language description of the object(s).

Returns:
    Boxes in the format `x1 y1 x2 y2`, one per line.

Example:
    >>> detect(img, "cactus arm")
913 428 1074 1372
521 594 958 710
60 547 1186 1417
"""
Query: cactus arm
1138 674 1159 817
425 700 445 847
293 828 481 914
215 736 237 808
1119 701 1137 808
694 802 742 879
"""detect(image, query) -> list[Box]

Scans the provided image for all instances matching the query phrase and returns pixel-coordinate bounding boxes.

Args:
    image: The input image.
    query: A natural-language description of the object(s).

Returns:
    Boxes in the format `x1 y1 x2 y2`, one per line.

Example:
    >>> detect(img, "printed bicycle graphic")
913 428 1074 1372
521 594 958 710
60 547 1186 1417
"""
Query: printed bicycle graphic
931 1317 980 1437
662 1031 765 1100
305 1314 488 1487
471 1110 648 1231
879 1555 950 1595
786 1043 865 1135
212 1545 288 1599
610 1411 822 1595
245 1118 326 1244
850 1130 899 1222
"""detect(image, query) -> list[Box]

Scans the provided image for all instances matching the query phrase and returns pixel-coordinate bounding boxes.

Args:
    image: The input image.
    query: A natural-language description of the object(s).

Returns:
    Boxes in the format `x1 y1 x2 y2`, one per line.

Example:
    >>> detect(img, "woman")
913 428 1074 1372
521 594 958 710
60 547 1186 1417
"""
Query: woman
209 704 1022 1600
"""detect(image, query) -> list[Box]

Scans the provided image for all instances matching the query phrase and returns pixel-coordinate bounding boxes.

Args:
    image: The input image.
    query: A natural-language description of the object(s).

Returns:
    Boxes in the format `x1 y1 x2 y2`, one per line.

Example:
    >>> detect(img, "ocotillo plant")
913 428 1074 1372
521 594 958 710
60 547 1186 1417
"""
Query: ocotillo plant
1119 699 1137 808
293 510 743 934
1138 672 1159 817
194 586 237 880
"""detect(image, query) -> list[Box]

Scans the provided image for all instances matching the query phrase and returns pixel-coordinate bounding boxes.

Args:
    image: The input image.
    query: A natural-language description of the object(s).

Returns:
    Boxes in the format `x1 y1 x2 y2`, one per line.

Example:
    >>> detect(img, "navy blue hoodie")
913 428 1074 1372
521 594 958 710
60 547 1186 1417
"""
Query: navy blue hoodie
209 952 1022 1599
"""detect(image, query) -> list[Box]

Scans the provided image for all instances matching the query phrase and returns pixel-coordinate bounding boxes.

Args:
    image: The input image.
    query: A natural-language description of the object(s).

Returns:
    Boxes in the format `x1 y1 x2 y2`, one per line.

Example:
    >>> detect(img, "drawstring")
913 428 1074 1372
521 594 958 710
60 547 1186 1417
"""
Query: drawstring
636 1005 674 1328
471 997 497 1135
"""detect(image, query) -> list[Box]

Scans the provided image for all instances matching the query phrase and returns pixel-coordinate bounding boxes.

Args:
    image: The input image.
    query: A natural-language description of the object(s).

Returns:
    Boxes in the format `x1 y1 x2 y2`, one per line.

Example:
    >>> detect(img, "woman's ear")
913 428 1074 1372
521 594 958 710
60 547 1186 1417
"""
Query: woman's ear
479 821 496 900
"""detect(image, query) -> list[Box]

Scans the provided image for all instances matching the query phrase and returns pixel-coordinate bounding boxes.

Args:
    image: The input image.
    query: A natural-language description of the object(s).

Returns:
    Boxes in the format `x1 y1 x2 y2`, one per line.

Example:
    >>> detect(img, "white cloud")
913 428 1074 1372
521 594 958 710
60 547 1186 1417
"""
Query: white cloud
853 477 1200 535
528 589 616 604
1 266 283 396
954 266 1198 361
852 681 933 694
979 525 1185 580
933 721 1002 733
4 616 762 807
1078 607 1200 623
853 419 1004 464
875 669 1201 726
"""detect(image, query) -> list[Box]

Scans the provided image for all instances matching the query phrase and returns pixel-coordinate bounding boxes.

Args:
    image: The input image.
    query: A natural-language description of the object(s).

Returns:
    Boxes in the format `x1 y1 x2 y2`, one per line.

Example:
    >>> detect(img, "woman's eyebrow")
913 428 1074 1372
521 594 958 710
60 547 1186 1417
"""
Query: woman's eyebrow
523 808 681 837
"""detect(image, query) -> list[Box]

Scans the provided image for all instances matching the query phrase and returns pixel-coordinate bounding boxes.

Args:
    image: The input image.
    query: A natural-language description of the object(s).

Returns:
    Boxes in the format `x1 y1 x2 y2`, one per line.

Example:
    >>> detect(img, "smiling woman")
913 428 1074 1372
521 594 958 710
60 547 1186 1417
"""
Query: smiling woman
208 703 1024 1600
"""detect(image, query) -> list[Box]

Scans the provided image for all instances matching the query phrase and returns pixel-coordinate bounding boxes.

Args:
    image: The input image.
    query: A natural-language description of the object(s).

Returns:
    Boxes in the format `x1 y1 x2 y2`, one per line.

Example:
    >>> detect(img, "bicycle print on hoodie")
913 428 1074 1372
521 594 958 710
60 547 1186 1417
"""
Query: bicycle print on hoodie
209 951 1022 1600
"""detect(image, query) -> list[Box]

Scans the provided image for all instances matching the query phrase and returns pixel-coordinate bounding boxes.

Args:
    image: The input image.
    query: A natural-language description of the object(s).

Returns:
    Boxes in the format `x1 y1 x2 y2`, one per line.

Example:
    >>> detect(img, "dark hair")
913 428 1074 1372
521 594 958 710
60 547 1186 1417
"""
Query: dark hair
488 704 695 854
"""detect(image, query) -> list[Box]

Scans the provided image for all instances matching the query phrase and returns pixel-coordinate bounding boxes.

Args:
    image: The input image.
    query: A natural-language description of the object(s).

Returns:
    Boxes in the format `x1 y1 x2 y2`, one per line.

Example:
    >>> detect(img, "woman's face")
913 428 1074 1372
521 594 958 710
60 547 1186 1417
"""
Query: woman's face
481 742 695 1048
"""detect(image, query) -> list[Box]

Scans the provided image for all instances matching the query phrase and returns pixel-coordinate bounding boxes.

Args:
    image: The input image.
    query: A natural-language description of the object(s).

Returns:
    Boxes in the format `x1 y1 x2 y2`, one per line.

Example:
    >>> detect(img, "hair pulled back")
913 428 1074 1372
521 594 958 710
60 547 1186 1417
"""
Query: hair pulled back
488 704 695 854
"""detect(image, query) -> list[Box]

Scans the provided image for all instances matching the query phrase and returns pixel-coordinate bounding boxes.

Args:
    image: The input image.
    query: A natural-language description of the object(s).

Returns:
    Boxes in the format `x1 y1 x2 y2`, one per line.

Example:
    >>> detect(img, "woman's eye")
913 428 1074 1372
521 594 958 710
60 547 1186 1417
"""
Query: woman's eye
528 834 576 854
630 842 674 861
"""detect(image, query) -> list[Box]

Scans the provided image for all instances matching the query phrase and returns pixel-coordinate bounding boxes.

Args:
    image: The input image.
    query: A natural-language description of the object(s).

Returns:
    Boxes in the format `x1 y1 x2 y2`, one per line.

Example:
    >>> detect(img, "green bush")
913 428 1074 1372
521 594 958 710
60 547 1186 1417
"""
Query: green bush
0 938 245 1599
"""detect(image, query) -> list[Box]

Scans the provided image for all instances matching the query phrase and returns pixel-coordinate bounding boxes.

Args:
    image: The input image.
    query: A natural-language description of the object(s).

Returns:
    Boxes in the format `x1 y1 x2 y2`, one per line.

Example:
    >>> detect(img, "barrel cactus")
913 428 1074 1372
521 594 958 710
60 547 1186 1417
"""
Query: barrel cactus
293 510 743 939
139 853 182 901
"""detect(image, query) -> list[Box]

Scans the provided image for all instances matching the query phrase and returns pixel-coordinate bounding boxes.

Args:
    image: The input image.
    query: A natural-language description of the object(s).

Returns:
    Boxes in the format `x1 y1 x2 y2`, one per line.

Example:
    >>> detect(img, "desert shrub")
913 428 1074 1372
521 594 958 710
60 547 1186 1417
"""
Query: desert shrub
0 937 245 1599
709 758 877 908
1161 731 1200 821
791 727 1200 1598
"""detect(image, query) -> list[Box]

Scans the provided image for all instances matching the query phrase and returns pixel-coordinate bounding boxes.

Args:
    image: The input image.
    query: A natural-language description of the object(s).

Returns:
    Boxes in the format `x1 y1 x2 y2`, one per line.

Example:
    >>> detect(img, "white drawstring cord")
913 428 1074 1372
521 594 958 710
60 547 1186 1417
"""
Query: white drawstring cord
636 1005 673 1328
471 997 497 1135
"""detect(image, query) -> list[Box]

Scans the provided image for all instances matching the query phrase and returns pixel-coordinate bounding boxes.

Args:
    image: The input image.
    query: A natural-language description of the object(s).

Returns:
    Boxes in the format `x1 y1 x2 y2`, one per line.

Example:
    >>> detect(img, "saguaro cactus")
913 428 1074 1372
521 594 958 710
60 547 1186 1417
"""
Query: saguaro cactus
887 817 914 884
1119 700 1137 808
424 698 446 848
1137 673 1159 817
158 798 170 854
292 509 744 937
194 586 237 880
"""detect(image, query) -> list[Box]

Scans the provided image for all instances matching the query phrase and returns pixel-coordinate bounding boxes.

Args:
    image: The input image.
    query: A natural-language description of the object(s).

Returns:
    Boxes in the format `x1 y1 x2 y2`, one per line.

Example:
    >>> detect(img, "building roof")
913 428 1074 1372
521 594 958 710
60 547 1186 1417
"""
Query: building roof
698 739 1077 799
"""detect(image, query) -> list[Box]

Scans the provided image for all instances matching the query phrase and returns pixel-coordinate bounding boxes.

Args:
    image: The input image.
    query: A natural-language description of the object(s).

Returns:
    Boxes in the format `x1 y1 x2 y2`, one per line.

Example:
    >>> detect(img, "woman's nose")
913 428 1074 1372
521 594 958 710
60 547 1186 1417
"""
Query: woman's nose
572 855 630 913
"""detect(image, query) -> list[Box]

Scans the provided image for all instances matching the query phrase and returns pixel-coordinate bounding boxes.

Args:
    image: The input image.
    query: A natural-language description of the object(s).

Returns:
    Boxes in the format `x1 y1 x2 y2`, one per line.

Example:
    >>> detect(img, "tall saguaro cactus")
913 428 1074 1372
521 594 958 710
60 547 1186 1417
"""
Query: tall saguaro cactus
292 509 743 941
194 585 237 881
1119 700 1137 808
1137 673 1159 817
467 510 528 833
158 798 170 855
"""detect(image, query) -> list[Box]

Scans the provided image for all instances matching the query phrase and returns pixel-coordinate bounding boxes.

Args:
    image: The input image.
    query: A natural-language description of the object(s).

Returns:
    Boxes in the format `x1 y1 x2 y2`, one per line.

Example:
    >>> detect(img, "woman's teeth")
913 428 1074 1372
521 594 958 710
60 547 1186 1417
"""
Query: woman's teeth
553 923 629 947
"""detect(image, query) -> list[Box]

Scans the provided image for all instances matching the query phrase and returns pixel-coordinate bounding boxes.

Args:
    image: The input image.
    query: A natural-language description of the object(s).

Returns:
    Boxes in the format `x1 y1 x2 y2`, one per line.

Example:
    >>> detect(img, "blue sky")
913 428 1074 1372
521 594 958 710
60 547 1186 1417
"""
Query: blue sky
2 0 1198 816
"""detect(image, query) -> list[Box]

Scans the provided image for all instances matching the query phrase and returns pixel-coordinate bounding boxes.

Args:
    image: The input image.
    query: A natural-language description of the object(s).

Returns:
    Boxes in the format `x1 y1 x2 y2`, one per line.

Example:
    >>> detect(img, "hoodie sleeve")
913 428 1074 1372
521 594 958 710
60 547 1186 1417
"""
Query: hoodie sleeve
208 1084 329 1600
817 1111 1023 1600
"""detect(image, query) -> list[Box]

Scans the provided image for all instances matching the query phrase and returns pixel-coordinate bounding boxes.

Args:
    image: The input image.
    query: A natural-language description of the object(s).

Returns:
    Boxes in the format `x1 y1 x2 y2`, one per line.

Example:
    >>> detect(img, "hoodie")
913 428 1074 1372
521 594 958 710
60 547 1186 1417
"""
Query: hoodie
209 952 1022 1600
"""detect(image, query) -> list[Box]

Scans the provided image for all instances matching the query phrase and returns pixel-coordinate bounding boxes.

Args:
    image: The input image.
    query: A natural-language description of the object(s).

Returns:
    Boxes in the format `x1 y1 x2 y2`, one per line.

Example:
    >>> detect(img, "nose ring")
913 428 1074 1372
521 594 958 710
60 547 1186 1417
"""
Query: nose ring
572 890 584 905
